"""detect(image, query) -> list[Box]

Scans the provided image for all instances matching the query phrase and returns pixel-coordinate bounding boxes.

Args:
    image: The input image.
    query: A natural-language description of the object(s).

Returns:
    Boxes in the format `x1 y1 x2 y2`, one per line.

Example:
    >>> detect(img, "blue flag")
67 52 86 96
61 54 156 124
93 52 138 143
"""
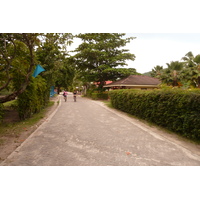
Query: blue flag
33 64 45 78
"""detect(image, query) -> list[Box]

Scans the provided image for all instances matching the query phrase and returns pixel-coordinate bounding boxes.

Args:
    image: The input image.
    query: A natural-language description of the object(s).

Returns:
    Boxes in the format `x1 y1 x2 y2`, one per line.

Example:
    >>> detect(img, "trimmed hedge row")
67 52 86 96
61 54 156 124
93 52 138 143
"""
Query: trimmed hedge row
109 89 200 142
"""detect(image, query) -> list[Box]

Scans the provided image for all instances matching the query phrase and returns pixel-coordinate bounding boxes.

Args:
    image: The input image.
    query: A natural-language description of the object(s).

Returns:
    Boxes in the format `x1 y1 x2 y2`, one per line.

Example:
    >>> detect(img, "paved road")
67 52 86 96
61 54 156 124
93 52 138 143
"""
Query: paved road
1 94 200 166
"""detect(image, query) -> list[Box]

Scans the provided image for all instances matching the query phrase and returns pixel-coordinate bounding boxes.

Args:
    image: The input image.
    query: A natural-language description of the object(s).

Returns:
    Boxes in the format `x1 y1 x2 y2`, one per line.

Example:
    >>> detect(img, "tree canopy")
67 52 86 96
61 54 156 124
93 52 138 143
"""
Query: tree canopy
0 33 40 103
151 51 200 88
72 33 136 88
0 33 74 103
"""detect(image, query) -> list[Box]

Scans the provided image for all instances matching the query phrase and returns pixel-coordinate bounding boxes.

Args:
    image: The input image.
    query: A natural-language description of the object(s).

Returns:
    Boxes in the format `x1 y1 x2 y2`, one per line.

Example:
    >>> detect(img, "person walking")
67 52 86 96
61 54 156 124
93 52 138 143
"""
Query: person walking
63 91 68 102
73 90 77 102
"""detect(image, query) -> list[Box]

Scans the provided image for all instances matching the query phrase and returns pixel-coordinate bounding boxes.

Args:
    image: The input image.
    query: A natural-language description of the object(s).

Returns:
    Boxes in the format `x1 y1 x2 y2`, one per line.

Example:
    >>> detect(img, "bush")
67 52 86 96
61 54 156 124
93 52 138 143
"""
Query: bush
109 89 200 142
85 89 95 98
17 76 48 120
91 92 109 100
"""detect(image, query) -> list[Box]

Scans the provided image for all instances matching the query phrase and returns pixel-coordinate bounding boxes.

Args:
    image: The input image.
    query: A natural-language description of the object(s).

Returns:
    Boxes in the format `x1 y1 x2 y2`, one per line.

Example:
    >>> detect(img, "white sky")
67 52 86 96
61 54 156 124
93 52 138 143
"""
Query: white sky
2 1 200 74
67 33 200 74
125 33 200 73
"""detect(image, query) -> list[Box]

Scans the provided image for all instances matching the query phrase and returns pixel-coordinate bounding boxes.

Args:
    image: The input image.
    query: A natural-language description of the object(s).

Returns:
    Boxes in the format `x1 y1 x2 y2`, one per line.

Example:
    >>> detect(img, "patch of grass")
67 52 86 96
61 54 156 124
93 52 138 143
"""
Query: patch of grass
19 101 54 127
0 100 55 138
3 100 17 108
102 100 113 108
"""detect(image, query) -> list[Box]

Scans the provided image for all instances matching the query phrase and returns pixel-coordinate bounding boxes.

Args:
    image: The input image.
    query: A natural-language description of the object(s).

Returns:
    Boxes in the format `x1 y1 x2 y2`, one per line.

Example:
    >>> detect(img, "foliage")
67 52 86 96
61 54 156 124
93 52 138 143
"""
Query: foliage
72 33 136 89
102 68 140 81
0 33 74 121
161 61 184 87
36 33 74 95
109 89 200 142
181 51 200 88
91 92 109 100
16 76 47 120
151 51 200 88
151 65 164 77
0 33 40 103
55 58 76 92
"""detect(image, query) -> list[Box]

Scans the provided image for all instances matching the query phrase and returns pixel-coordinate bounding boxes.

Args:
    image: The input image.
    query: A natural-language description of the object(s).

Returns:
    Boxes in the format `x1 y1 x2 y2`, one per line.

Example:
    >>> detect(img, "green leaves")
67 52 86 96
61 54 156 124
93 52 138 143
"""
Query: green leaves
151 51 200 88
17 76 47 120
109 89 200 142
73 33 136 88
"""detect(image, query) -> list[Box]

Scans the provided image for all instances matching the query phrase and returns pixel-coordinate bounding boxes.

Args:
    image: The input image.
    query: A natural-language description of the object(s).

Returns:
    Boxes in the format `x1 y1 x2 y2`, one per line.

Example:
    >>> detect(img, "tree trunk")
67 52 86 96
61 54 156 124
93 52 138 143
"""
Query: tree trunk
198 76 200 88
0 77 30 103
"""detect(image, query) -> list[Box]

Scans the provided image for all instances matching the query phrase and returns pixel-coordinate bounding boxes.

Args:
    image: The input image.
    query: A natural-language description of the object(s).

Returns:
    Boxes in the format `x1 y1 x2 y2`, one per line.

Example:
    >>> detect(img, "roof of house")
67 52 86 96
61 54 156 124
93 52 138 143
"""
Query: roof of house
103 75 161 87
94 81 113 85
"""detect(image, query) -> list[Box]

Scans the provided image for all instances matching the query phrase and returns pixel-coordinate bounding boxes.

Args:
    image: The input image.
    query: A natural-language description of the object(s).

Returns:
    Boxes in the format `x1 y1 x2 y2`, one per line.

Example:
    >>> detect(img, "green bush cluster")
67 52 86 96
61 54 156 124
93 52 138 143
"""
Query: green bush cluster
17 76 48 120
91 92 109 100
85 89 94 98
109 89 200 142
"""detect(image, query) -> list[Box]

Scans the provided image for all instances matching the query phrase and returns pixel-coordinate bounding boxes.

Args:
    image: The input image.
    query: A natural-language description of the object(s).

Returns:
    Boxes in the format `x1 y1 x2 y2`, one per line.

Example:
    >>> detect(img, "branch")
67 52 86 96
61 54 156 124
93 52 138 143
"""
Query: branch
0 34 37 104
0 78 29 103
0 77 13 91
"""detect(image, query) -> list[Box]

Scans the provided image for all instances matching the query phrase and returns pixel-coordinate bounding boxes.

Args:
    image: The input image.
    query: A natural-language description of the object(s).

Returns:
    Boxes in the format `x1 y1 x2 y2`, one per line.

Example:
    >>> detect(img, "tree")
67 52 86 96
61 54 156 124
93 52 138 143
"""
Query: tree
181 51 200 88
0 33 40 103
36 33 73 97
150 65 164 78
0 33 76 120
55 58 76 93
160 61 184 87
72 33 136 89
102 67 139 81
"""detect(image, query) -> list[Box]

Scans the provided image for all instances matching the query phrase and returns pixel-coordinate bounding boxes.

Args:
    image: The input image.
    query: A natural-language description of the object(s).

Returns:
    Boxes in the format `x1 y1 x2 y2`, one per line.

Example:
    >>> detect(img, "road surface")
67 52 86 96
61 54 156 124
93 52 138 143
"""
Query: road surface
1 94 200 166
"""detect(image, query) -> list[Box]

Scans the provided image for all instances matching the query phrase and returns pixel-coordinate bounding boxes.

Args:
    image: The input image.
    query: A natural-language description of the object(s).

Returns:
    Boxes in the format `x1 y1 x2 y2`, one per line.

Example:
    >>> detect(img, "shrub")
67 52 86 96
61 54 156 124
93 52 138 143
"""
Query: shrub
109 89 200 142
17 76 48 120
85 89 95 98
91 92 109 100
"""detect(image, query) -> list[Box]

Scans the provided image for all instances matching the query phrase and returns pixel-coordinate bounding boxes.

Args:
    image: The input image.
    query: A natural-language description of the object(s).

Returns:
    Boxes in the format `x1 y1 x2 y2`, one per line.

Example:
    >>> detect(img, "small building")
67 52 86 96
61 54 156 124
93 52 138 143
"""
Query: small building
103 75 161 90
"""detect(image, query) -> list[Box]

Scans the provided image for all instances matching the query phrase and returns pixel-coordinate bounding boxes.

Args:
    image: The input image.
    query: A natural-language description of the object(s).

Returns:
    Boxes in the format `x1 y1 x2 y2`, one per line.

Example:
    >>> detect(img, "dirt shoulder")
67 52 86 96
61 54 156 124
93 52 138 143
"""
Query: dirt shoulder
0 95 60 163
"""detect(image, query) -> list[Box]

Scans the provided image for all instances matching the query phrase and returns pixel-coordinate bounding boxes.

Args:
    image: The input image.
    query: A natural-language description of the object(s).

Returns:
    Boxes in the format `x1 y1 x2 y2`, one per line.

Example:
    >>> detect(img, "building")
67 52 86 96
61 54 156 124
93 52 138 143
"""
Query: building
103 75 161 90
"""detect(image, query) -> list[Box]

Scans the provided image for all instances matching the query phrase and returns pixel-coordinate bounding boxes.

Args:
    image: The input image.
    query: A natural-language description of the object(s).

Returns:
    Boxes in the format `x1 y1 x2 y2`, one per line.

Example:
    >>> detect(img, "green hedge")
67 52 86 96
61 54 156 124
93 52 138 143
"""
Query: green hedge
91 92 109 100
109 89 200 142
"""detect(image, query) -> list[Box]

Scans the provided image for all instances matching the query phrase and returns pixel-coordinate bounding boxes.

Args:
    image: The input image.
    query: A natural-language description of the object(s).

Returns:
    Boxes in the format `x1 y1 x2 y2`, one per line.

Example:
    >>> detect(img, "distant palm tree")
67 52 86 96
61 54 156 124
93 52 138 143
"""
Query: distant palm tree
160 61 184 87
151 65 164 78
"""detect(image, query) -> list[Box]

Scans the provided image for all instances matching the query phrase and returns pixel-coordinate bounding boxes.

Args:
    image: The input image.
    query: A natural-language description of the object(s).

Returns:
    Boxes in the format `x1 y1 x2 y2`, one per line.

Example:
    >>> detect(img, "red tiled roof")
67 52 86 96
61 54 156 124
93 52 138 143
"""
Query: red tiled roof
105 81 113 85
94 81 113 85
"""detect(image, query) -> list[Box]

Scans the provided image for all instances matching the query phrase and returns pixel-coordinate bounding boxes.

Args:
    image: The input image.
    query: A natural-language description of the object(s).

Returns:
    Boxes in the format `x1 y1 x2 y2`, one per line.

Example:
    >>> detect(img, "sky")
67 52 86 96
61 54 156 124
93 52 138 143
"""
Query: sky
125 33 200 73
67 33 200 74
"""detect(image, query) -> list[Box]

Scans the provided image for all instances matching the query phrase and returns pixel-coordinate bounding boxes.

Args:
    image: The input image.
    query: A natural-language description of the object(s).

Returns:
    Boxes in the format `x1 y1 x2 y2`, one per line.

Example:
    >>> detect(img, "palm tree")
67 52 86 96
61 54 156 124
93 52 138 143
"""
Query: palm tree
181 51 200 88
151 65 164 78
160 61 184 87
